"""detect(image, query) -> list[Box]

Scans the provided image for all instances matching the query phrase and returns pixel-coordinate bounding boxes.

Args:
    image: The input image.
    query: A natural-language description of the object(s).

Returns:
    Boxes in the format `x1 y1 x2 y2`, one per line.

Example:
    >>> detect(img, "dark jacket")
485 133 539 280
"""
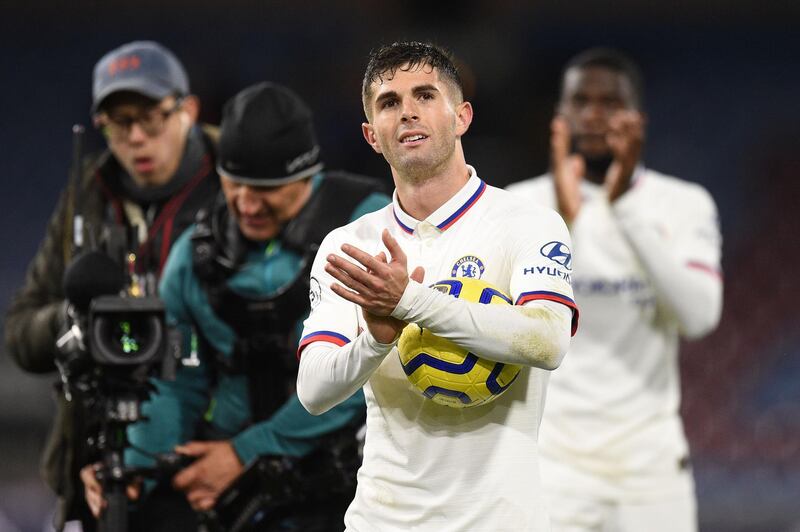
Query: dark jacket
4 125 220 529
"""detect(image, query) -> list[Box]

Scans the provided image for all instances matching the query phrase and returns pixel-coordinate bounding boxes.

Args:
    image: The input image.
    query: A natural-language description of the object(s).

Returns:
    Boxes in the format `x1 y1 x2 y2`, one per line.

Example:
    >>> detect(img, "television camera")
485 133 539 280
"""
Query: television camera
55 248 182 532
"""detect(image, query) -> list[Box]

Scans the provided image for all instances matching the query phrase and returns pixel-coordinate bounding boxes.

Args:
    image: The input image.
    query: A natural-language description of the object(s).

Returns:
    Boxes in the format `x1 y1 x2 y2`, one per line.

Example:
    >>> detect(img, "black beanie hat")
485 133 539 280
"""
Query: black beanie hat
217 82 323 185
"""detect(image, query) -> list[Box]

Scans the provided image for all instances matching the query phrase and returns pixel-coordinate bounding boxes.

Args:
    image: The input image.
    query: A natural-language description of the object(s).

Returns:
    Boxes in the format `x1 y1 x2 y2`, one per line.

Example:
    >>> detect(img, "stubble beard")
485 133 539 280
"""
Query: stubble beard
390 140 452 186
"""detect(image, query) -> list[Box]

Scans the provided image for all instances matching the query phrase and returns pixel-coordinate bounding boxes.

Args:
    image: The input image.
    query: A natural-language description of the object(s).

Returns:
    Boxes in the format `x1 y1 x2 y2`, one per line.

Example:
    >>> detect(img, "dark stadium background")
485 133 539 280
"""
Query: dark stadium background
1 2 798 531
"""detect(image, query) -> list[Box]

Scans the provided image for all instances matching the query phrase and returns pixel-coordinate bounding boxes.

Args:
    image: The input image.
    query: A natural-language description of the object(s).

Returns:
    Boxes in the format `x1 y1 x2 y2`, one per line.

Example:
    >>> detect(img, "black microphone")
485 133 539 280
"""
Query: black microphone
63 251 126 312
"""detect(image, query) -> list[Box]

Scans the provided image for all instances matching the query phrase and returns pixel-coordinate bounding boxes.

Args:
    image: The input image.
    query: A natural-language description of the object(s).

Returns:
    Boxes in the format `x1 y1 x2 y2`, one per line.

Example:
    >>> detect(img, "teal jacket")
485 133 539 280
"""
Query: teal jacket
127 174 389 468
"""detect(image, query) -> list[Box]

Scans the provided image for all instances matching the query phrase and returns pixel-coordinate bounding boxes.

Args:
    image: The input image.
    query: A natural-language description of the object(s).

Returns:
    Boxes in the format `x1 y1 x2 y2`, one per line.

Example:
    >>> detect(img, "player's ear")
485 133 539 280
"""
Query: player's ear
454 101 473 137
362 122 382 154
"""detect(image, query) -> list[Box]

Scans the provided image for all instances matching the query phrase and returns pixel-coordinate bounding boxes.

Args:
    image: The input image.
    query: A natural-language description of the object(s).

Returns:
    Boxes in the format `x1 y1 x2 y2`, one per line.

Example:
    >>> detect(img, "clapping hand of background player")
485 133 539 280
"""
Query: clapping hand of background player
172 440 243 511
551 110 644 223
326 229 424 344
551 116 585 224
604 110 645 202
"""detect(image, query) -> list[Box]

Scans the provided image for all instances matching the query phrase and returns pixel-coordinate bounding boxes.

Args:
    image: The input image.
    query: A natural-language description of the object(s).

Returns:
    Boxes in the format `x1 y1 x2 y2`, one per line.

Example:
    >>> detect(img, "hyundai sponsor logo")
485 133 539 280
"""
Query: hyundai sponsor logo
540 241 572 270
523 265 571 284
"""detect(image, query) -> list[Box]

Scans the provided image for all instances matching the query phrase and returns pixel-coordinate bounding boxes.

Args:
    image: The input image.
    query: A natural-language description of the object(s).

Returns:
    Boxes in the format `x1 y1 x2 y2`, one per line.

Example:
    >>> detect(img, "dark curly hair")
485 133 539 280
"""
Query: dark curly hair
361 41 463 118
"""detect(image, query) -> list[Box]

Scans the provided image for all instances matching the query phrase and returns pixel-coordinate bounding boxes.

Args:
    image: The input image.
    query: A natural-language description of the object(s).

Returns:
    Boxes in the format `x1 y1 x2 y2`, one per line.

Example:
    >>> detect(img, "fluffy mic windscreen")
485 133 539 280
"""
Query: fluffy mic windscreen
63 251 126 311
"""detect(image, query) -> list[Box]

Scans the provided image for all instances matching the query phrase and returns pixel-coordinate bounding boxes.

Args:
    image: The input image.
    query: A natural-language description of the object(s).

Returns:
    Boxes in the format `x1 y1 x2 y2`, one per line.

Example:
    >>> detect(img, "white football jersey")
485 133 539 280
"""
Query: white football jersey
300 168 577 531
507 169 722 499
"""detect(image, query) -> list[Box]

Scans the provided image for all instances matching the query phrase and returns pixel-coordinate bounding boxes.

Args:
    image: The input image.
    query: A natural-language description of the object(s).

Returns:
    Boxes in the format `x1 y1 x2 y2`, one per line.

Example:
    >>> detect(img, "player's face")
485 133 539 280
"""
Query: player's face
558 66 637 160
97 93 198 188
362 64 471 181
221 174 312 242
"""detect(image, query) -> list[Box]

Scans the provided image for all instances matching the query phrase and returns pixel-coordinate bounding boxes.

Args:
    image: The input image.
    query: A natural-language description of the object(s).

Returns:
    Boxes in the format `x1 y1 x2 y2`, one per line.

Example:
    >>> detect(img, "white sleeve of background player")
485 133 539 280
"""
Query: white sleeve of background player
391 207 577 370
296 230 394 415
612 183 723 339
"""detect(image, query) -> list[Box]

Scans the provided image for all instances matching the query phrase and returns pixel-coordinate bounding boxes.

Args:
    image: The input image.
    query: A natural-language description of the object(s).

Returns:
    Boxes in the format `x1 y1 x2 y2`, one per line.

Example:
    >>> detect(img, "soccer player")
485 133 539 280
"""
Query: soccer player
507 48 723 531
296 41 579 531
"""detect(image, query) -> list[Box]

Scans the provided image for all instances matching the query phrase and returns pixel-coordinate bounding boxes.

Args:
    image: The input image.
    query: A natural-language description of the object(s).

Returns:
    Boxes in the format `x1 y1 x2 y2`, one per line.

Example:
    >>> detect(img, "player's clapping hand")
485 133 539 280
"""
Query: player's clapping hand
605 110 645 202
551 116 585 223
326 229 424 343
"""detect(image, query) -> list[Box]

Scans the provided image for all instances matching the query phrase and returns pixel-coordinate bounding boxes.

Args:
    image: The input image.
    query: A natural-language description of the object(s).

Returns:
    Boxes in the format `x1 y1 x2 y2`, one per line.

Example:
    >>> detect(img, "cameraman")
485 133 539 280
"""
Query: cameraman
4 41 220 530
82 82 389 530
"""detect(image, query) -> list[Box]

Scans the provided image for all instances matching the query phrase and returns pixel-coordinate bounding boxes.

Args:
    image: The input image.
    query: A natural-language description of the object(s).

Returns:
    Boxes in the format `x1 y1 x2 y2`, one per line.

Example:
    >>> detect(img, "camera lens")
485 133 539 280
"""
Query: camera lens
92 313 163 365
118 319 142 354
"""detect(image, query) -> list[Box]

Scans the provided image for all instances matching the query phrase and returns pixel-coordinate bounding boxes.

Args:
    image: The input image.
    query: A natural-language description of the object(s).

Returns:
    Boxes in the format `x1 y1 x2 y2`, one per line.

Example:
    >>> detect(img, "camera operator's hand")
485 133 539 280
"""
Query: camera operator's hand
172 440 244 511
80 463 141 518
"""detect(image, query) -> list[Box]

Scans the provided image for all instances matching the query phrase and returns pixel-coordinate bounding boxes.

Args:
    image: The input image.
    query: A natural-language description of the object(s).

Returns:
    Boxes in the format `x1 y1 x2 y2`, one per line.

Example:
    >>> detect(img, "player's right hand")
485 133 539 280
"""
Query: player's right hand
550 116 585 224
326 230 424 344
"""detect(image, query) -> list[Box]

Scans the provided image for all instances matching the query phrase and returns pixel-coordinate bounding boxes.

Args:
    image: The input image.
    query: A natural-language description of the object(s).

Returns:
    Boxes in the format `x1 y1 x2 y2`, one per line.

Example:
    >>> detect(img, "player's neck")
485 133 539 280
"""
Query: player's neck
393 157 470 221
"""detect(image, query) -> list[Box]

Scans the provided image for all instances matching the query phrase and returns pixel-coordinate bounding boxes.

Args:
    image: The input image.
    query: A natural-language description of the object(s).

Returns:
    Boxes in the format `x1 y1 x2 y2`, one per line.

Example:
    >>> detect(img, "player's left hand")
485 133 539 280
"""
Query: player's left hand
326 228 424 318
605 110 645 202
171 440 243 511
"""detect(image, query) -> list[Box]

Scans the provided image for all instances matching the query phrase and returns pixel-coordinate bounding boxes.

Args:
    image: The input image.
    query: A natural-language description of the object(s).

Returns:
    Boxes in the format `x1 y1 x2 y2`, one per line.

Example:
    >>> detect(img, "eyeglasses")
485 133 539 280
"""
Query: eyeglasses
94 97 185 142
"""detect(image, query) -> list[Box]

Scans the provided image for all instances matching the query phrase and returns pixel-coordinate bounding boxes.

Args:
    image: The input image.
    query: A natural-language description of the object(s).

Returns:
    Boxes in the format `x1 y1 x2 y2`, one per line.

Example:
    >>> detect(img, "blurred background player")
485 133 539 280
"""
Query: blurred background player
507 48 723 531
4 40 220 531
296 41 578 531
81 81 389 530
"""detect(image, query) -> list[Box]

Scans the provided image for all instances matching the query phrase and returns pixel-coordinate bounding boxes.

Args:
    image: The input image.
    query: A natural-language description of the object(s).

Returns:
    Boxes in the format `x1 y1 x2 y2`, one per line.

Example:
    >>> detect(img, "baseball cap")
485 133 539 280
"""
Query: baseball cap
92 41 189 113
217 82 324 186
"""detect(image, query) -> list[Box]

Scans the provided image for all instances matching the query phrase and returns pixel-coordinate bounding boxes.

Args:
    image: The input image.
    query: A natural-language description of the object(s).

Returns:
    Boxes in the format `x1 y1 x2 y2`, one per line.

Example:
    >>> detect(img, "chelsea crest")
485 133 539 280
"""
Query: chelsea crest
451 255 485 279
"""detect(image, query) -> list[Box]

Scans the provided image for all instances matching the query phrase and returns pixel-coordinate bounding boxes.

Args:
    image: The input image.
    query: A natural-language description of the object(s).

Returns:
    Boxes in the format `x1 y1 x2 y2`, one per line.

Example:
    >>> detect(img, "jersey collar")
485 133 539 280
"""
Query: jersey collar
392 165 487 235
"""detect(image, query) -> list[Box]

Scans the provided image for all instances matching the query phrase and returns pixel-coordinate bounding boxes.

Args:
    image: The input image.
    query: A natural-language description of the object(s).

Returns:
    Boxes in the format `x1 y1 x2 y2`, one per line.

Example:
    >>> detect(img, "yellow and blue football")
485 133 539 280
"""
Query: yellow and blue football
397 277 522 408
